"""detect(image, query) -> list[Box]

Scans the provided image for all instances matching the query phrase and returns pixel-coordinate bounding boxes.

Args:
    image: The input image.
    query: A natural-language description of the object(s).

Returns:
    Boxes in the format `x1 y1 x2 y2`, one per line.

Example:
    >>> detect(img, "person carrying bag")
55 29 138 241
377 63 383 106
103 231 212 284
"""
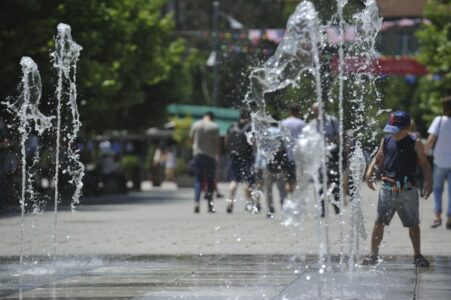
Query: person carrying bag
425 96 451 229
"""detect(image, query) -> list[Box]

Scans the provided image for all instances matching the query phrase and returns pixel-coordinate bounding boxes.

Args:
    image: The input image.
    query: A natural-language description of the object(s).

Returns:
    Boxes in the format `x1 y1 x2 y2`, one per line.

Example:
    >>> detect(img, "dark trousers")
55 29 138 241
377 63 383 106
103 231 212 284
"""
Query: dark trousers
320 157 340 217
193 154 216 203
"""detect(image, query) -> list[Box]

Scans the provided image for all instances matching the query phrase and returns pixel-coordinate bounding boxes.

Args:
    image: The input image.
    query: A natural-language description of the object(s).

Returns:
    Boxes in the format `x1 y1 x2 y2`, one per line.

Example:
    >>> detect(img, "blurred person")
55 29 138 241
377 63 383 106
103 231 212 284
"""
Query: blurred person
281 104 305 195
0 121 18 210
311 102 340 216
151 144 167 186
363 111 432 267
425 96 451 229
408 121 425 197
264 121 290 218
164 145 176 182
189 111 220 213
225 108 259 214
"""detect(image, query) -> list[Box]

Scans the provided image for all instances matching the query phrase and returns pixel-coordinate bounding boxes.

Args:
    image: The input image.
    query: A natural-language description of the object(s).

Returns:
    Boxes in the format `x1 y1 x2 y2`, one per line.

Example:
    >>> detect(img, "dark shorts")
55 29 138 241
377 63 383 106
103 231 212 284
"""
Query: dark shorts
230 155 255 184
376 188 419 227
286 160 296 183
192 154 216 180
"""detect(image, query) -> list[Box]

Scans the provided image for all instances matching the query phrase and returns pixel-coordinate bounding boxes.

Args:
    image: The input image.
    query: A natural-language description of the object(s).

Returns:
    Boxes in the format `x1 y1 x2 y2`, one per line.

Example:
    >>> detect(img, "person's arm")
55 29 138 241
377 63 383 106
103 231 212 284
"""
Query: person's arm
424 116 439 154
365 138 384 191
415 140 432 199
188 124 195 147
424 134 437 154
216 134 220 158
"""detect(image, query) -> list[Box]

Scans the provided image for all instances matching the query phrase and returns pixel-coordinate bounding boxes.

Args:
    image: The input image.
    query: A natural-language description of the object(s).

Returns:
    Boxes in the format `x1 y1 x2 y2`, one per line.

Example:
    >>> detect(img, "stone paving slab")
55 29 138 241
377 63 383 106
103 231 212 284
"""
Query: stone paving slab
1 184 450 257
0 255 450 299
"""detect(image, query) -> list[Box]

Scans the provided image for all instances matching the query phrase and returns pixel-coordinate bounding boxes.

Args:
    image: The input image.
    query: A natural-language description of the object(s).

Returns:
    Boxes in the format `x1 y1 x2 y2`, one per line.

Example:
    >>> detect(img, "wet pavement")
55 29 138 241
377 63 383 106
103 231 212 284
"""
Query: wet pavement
1 254 450 299
1 183 451 299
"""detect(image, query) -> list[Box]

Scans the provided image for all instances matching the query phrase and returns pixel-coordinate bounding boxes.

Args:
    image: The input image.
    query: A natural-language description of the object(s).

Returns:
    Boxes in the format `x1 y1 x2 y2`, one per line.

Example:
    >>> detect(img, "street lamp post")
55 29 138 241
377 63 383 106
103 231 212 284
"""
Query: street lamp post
212 1 220 107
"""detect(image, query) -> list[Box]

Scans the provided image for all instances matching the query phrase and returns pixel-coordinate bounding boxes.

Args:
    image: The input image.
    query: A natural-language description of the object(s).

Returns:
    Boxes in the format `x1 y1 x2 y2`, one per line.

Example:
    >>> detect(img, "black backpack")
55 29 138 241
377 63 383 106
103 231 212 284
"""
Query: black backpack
266 139 289 174
226 122 253 158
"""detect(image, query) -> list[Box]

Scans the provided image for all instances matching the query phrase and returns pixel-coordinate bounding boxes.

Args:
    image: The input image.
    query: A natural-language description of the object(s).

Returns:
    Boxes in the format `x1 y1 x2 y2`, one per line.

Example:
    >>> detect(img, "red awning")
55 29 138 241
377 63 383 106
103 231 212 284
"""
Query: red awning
330 55 428 76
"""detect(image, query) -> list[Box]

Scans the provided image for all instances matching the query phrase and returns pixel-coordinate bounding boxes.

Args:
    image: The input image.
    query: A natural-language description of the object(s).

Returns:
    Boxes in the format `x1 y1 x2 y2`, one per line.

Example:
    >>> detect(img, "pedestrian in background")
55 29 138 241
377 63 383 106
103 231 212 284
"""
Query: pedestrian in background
311 102 340 217
225 109 259 214
264 120 289 218
364 111 432 267
425 96 451 229
189 111 220 213
281 104 305 196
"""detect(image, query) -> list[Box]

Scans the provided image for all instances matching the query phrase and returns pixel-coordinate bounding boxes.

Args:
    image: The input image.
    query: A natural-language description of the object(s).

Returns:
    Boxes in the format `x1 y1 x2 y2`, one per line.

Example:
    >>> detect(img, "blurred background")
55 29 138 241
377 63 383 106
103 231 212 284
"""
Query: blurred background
0 0 449 207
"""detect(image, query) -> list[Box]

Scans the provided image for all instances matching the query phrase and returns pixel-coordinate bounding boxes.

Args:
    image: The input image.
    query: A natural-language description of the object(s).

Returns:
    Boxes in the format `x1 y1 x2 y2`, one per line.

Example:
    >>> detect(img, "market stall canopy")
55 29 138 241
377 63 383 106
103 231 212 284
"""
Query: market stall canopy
167 104 240 136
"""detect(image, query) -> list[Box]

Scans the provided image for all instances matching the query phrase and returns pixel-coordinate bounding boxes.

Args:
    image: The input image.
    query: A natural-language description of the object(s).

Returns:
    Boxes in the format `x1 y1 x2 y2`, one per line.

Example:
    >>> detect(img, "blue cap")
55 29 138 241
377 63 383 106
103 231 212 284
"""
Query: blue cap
383 111 411 134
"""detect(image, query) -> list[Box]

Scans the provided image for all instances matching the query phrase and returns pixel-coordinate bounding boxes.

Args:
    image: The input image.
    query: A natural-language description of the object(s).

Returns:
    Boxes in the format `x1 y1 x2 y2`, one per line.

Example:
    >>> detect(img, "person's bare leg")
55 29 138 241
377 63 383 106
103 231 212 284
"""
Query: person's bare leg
227 181 238 213
371 223 385 256
409 225 421 256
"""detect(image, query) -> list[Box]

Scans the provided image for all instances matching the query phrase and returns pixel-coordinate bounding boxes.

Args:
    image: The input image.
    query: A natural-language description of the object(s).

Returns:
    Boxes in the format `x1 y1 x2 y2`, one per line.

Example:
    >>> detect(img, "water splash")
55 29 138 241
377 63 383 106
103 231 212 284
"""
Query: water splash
345 0 382 270
246 1 332 263
2 57 53 264
245 1 324 157
336 0 349 266
283 125 323 228
51 23 84 259
284 124 330 263
244 0 383 275
348 143 368 275
347 0 383 142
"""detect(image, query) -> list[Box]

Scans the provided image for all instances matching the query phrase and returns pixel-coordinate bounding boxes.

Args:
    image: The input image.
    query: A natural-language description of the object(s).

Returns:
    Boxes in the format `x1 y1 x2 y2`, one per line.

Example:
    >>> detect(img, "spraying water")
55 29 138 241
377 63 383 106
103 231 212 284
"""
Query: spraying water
2 57 53 264
245 1 331 264
245 0 383 276
336 0 349 266
348 142 368 274
51 23 84 260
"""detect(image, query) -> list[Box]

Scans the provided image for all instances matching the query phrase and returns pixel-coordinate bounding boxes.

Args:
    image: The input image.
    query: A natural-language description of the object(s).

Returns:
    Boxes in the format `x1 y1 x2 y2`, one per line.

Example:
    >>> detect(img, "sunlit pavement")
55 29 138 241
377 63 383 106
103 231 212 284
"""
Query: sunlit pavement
1 183 450 299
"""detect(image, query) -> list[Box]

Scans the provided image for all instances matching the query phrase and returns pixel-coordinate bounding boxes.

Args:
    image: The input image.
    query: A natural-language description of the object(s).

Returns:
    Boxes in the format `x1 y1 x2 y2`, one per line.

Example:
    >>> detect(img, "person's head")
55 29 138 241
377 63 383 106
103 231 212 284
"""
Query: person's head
289 104 301 117
204 111 215 121
383 111 411 141
311 102 322 119
442 96 451 116
239 108 251 122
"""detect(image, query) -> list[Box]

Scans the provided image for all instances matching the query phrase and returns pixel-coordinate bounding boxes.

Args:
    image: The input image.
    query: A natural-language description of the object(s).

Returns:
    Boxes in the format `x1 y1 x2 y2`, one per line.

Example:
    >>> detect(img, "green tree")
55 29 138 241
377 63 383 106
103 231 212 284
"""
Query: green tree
0 0 197 133
54 0 191 132
416 0 451 125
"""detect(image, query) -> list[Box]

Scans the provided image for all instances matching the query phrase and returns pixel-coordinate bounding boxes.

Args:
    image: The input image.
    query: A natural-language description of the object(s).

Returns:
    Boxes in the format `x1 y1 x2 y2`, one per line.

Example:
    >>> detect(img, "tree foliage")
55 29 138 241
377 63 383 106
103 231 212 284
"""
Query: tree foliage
0 0 196 133
416 0 451 124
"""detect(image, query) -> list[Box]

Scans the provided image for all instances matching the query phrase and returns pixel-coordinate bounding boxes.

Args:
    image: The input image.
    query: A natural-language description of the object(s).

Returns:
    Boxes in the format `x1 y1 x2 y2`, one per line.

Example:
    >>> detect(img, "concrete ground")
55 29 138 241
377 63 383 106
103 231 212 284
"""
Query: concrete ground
1 183 450 299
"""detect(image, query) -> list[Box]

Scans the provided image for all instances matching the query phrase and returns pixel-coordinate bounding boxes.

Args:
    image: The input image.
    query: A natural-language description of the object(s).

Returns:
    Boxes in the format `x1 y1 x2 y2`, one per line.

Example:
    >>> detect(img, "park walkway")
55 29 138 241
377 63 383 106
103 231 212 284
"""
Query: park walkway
1 183 450 299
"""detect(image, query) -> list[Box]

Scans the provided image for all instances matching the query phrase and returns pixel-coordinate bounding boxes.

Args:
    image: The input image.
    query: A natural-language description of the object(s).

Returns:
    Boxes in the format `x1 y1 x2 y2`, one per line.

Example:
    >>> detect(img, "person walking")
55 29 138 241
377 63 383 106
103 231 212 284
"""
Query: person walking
281 104 305 195
264 121 290 218
189 111 220 213
425 96 451 229
225 109 259 213
363 111 432 267
311 102 340 216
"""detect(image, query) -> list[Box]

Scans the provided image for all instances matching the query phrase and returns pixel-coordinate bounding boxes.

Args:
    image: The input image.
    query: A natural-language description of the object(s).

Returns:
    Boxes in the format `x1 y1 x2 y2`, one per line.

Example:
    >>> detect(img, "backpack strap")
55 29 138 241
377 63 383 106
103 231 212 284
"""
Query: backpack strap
432 116 442 150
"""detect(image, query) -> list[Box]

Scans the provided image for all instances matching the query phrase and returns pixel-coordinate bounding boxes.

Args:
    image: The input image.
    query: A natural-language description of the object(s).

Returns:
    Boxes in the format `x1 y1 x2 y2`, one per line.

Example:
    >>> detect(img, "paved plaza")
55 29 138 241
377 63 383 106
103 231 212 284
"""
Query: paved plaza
1 183 450 299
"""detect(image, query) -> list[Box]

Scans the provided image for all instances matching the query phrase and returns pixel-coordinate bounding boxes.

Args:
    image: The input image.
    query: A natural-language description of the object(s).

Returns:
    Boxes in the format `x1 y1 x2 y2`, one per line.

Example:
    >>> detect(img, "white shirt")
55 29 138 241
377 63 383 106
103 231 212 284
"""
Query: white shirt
281 116 305 139
281 116 305 161
428 116 451 168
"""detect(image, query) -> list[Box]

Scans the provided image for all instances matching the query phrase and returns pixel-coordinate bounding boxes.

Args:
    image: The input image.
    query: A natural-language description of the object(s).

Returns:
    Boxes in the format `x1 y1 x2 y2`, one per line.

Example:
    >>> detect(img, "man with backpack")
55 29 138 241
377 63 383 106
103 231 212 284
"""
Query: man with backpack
225 109 259 213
